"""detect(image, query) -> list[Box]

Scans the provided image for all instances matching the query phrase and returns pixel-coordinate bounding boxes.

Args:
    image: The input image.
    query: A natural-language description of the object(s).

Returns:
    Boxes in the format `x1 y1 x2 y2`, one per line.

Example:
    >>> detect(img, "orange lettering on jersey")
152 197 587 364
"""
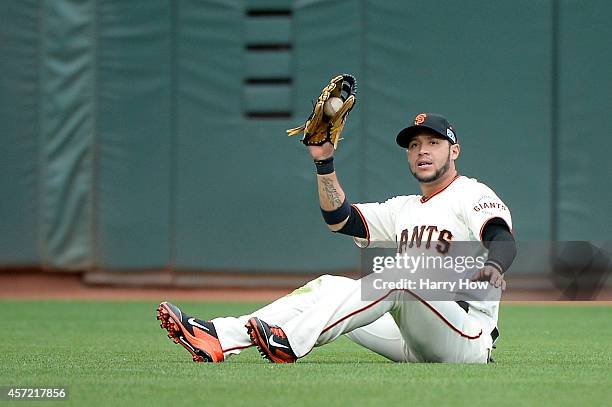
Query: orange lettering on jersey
474 202 507 212
399 229 409 253
409 226 427 248
474 196 507 213
425 225 438 249
437 230 453 254
401 225 453 254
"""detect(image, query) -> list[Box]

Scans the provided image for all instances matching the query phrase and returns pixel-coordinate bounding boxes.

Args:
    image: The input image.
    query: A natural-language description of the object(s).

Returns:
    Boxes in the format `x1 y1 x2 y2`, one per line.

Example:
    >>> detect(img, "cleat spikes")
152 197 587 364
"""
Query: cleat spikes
245 317 297 363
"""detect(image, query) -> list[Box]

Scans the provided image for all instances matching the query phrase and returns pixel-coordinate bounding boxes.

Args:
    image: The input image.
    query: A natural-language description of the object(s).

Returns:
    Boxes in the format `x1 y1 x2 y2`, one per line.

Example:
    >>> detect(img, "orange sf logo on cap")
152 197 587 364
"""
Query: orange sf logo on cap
414 113 427 125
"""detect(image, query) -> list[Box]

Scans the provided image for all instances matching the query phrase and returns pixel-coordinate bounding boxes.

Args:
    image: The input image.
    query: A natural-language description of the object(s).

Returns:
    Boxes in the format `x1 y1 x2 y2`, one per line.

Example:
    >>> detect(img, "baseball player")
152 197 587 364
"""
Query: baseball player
157 75 516 364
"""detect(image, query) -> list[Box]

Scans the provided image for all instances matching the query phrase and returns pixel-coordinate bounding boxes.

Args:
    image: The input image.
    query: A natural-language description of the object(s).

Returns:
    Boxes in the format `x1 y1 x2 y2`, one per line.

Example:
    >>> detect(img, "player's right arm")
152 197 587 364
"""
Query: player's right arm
308 144 352 232
308 144 399 245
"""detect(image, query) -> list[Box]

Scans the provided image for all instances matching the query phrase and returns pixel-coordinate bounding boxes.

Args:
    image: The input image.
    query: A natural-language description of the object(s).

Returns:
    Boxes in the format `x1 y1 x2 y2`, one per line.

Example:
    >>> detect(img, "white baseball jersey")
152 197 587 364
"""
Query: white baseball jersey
352 175 513 328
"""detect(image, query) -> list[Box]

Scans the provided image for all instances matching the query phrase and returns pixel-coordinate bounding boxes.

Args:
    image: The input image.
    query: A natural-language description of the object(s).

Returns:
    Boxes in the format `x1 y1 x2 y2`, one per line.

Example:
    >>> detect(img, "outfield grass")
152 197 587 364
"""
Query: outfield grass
1 301 611 406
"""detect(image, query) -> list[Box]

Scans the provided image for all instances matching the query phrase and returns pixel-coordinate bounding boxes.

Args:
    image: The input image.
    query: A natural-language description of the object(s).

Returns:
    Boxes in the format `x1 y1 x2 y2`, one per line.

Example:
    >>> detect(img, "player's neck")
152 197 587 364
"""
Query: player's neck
419 171 459 199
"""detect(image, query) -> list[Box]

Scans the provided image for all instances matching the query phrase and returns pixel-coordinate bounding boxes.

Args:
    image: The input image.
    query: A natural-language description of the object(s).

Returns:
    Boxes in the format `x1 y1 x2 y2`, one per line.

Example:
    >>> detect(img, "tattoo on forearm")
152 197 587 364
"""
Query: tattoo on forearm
320 178 343 208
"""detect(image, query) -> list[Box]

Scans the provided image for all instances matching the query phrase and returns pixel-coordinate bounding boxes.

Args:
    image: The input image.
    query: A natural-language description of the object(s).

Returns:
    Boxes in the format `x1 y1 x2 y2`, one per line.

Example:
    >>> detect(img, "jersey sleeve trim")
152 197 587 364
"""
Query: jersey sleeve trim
478 216 514 242
351 204 370 247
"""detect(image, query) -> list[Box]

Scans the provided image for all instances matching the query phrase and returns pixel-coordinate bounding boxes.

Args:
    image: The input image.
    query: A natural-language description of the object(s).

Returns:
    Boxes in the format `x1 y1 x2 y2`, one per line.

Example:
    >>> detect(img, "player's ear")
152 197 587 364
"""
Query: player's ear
450 143 460 160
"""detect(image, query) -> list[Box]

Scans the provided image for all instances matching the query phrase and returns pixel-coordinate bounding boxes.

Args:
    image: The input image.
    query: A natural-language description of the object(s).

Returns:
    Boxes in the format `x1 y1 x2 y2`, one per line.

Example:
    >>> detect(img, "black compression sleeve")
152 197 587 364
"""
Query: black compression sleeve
482 218 517 274
335 205 367 238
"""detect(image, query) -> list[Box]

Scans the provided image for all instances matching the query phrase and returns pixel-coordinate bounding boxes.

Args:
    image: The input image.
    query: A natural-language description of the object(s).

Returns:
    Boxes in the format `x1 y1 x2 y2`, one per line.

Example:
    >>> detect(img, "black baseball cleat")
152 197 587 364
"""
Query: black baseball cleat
245 317 297 363
157 301 224 363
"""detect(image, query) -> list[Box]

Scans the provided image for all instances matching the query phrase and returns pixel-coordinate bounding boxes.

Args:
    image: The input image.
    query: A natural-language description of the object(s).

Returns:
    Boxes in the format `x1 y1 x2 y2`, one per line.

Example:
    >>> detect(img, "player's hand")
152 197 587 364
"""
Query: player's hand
308 142 334 161
471 265 507 291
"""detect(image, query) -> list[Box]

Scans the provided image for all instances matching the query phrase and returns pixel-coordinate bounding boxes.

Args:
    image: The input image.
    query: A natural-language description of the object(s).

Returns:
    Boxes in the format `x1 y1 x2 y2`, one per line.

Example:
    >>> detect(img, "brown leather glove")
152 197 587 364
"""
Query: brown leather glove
287 74 357 149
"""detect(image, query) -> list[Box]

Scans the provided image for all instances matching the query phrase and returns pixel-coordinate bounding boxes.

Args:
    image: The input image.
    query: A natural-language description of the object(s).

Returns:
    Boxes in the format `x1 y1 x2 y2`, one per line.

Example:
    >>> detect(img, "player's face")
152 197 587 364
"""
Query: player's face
406 134 457 183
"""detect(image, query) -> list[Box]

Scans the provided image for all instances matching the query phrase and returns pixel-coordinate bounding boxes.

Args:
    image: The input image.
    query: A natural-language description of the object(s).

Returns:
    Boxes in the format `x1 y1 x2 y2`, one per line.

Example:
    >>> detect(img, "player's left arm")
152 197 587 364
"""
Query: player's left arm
471 219 517 290
462 184 516 290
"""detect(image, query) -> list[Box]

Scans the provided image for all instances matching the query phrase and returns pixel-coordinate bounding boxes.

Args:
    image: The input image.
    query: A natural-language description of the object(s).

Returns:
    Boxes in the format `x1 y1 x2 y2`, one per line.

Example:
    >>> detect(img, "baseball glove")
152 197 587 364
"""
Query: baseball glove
286 74 356 149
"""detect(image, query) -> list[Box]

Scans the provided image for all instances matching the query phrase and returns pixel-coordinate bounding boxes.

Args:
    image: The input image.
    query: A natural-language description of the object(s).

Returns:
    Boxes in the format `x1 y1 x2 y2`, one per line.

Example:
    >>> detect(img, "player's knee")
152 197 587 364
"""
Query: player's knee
307 274 355 290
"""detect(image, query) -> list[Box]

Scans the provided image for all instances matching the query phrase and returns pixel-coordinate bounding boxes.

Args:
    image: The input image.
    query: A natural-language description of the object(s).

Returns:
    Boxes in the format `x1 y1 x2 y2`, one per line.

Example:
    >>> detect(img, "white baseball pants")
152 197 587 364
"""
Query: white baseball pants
212 274 493 363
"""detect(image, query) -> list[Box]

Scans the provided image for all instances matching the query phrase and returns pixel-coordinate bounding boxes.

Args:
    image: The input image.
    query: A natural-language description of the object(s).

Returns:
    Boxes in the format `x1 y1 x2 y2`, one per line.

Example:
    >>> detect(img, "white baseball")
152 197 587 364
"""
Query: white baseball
323 97 343 117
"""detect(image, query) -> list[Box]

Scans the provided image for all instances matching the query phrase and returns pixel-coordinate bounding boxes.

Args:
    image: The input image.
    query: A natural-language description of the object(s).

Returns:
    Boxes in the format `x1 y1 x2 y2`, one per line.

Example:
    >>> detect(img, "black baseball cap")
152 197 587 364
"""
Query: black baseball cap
396 113 458 148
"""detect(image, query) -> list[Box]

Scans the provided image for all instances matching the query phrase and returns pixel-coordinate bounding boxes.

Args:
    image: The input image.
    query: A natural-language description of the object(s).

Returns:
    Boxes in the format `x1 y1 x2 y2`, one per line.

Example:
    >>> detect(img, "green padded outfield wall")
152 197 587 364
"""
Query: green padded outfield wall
556 0 612 241
0 0 40 266
0 0 610 272
95 0 173 269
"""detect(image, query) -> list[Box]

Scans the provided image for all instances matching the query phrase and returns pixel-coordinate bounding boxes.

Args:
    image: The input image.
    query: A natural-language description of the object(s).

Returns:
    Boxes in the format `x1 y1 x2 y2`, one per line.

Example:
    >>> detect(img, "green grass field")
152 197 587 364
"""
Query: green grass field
2 301 611 406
